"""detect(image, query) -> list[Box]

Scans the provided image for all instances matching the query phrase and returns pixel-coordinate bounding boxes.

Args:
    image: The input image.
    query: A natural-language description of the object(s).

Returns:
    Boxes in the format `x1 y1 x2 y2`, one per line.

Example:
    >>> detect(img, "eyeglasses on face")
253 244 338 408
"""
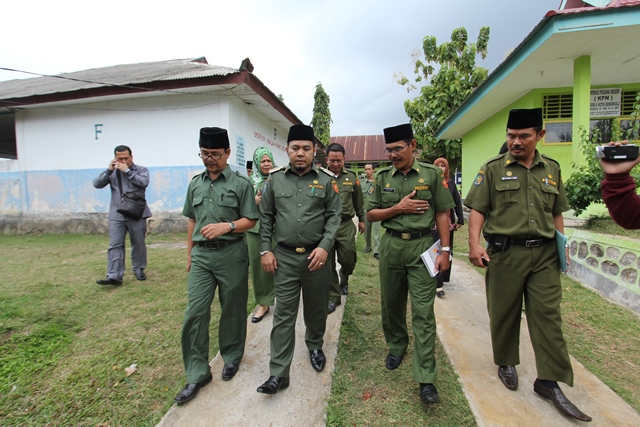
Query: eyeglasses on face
198 151 225 161
383 143 410 155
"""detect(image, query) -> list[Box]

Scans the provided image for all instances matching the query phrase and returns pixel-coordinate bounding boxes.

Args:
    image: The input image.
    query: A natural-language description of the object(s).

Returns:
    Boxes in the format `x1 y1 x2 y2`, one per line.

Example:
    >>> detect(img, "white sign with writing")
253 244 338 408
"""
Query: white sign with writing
590 88 621 118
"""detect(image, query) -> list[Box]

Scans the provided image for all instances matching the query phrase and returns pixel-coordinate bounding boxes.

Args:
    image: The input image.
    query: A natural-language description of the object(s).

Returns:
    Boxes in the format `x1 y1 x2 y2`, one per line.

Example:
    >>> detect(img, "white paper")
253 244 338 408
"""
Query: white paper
421 239 442 277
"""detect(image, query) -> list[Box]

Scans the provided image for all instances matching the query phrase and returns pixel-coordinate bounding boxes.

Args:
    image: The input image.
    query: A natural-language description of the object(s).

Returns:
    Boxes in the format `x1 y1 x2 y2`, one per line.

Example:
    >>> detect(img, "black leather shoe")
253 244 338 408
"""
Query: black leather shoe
436 288 445 298
174 373 213 404
309 349 326 372
256 376 290 394
251 306 270 323
498 365 518 390
420 383 440 404
385 353 404 370
373 253 380 260
221 362 240 381
96 278 122 286
340 285 348 295
534 379 592 422
135 270 146 281
328 301 341 314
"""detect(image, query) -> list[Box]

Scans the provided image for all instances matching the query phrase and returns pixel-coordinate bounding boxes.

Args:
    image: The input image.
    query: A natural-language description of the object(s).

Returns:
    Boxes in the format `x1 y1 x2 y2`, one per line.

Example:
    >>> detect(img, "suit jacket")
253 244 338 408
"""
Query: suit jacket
93 164 152 221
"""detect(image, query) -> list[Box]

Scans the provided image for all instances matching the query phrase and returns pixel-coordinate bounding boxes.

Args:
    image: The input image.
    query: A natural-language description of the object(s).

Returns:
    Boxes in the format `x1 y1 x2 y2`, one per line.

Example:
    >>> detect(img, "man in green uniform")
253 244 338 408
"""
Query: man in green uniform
366 123 454 405
326 143 365 311
174 127 259 404
256 125 341 394
362 163 381 259
464 109 591 422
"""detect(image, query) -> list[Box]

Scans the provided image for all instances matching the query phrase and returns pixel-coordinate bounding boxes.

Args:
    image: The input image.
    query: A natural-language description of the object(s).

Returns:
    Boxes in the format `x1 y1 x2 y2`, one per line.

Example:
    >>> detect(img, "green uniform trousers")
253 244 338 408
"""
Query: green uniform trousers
364 216 381 254
329 219 357 304
269 245 330 377
486 239 573 386
181 241 248 384
246 232 275 306
379 232 437 384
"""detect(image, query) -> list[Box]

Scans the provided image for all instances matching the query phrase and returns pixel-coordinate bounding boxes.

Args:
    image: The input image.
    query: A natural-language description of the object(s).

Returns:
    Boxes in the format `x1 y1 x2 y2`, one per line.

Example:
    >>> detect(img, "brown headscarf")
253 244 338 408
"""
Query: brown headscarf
433 157 450 180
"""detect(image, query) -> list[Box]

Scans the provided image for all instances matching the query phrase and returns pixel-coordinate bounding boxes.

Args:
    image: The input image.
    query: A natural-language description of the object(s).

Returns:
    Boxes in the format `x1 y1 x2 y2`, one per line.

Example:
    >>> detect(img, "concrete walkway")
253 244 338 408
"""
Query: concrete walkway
157 260 640 427
156 297 346 427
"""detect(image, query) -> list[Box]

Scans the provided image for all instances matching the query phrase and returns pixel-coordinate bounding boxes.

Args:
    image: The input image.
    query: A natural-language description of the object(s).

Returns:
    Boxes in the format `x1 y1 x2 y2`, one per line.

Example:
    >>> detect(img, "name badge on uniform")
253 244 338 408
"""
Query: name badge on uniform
382 188 396 193
414 185 429 191
343 181 354 186
501 176 518 181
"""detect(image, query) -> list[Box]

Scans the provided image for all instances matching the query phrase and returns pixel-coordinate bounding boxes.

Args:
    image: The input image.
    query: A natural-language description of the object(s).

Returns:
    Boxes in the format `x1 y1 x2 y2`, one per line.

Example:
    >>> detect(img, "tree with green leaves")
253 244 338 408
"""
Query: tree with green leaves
396 27 490 170
311 82 332 146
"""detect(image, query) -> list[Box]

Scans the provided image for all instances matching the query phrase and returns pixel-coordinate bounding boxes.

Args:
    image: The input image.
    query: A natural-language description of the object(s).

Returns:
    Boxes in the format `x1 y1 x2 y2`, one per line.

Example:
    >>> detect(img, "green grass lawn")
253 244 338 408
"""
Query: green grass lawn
1 227 639 426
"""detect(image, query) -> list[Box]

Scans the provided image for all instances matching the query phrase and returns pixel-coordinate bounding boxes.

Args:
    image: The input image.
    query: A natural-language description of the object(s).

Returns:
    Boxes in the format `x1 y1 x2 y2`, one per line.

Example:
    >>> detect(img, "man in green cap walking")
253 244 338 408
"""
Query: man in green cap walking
326 142 365 312
464 108 591 422
256 124 341 394
366 123 454 405
174 127 259 404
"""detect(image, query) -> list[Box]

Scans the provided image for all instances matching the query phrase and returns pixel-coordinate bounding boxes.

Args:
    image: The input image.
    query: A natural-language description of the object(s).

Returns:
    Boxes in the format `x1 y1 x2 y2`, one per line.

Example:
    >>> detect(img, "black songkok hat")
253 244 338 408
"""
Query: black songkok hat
287 125 315 143
506 108 543 130
383 123 414 144
199 127 230 149
246 160 253 169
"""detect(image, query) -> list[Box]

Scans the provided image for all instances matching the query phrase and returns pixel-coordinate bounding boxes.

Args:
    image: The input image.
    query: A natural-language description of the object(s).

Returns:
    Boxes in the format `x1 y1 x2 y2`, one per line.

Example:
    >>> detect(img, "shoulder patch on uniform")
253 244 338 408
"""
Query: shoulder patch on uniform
269 166 285 174
320 167 334 177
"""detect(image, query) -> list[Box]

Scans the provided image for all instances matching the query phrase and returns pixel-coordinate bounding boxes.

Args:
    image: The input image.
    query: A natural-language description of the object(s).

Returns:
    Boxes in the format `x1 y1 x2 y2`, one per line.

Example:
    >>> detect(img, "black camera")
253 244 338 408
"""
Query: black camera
595 145 639 161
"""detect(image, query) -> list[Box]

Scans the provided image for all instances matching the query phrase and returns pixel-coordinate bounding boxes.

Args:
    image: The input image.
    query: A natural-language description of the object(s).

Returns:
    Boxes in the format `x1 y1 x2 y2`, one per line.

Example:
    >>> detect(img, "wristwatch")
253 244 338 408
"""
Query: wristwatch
441 246 451 253
260 251 270 256
228 222 236 231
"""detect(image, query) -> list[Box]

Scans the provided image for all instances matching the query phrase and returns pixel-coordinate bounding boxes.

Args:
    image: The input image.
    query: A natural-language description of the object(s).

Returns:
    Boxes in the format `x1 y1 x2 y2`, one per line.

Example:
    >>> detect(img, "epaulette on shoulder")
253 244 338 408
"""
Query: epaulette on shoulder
377 165 393 174
269 166 285 174
320 167 334 177
419 162 439 171
541 154 560 165
191 171 206 180
234 171 252 183
486 153 506 165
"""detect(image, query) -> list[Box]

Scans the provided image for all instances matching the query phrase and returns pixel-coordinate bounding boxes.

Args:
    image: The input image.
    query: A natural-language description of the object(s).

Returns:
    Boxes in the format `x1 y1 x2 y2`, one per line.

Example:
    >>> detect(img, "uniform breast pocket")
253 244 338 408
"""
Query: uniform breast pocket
541 185 559 212
414 189 432 201
381 192 400 208
495 181 520 207
275 190 294 212
307 186 326 209
218 193 239 221
192 196 205 216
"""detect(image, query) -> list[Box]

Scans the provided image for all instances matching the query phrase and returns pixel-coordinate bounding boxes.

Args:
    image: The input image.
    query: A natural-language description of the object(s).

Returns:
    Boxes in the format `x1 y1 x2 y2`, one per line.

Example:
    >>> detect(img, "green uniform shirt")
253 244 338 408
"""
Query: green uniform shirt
367 159 455 231
361 177 376 204
463 150 570 239
182 166 259 242
247 179 268 234
259 164 342 253
332 168 365 221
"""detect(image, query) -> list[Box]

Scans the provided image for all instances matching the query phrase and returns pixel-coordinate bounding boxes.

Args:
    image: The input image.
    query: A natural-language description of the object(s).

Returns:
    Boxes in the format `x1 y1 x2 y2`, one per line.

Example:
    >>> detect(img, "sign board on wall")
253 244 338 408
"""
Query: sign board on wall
590 88 621 118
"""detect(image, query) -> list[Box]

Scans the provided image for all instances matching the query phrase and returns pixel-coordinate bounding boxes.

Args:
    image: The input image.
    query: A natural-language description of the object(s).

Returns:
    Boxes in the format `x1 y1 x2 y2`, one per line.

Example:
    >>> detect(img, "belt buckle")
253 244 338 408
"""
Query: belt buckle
525 239 539 248
295 247 306 253
401 233 411 240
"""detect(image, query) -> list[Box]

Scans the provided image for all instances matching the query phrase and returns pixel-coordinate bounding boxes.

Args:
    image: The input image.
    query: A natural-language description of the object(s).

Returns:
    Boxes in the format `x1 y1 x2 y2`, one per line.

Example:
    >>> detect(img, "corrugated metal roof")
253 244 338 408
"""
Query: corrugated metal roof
0 57 236 100
331 135 387 162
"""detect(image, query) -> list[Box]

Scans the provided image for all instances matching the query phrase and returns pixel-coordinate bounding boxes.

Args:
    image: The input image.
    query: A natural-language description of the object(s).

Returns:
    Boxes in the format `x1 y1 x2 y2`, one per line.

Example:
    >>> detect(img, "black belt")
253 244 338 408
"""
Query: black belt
198 239 243 250
386 229 431 241
510 237 551 247
341 216 353 223
278 242 318 254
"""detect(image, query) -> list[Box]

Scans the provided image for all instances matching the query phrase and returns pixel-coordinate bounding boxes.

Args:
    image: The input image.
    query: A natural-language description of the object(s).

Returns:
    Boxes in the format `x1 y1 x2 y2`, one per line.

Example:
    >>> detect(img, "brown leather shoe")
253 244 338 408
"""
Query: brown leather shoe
498 365 518 390
533 379 592 422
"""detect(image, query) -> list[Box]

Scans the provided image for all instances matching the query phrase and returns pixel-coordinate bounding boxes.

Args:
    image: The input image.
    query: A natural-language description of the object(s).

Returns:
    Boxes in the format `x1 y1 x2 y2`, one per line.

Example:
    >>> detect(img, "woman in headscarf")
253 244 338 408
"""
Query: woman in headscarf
431 158 464 297
246 147 276 322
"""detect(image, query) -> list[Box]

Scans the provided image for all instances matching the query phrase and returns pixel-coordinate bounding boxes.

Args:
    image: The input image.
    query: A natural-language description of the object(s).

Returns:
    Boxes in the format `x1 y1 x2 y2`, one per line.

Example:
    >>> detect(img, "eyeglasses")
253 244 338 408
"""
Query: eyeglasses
198 151 225 161
383 144 410 155
327 159 344 164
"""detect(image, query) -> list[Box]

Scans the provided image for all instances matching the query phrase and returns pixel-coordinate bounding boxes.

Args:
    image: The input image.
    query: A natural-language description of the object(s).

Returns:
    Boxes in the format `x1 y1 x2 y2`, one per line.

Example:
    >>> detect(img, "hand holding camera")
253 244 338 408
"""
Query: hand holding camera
598 141 640 175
